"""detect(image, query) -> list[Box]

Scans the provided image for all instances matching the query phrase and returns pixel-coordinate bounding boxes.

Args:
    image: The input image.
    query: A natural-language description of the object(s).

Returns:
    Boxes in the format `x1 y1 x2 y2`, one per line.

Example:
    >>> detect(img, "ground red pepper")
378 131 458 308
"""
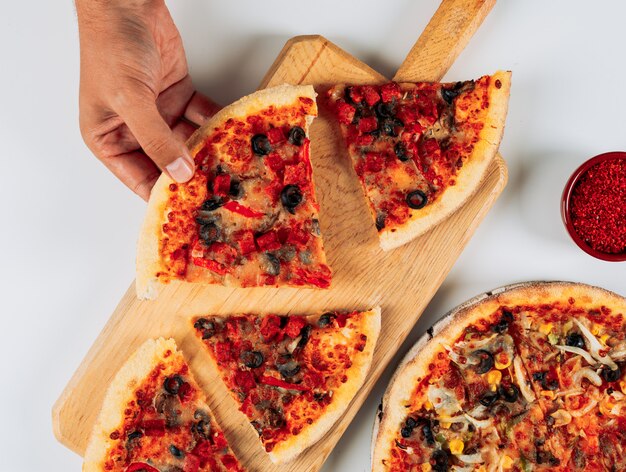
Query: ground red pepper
569 158 626 254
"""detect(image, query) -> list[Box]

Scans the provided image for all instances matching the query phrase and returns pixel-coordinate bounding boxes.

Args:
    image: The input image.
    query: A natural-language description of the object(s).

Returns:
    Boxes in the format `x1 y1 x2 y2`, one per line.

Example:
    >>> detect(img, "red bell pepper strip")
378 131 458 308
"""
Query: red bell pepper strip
126 464 159 472
223 201 265 218
192 257 230 275
260 375 309 391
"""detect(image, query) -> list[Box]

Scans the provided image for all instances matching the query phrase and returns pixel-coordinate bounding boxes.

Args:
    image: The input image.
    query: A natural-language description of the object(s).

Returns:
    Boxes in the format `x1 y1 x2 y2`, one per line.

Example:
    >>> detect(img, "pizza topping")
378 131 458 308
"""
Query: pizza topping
125 463 159 472
469 349 494 374
201 196 225 212
240 350 264 369
602 366 622 383
251 133 272 156
288 126 306 146
280 184 303 214
406 190 428 210
565 332 585 348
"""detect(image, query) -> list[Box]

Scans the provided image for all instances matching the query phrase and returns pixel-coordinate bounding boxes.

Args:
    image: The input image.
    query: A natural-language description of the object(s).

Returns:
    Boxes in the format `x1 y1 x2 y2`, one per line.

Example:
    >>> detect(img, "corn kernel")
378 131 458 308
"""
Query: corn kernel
449 438 464 455
502 455 515 469
490 383 498 392
540 390 555 399
592 324 601 336
487 370 502 385
421 464 432 472
424 400 434 410
600 333 610 344
539 323 553 335
620 380 626 394
440 421 451 429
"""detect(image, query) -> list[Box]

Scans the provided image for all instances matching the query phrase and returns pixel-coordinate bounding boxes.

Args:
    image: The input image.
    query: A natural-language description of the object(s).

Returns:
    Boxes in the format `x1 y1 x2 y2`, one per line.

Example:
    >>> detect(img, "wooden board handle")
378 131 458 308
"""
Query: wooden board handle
393 0 496 82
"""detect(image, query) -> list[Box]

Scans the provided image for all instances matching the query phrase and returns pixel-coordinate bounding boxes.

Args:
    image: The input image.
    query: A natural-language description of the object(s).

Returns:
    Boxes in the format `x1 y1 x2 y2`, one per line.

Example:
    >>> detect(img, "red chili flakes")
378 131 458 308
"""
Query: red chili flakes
569 158 626 254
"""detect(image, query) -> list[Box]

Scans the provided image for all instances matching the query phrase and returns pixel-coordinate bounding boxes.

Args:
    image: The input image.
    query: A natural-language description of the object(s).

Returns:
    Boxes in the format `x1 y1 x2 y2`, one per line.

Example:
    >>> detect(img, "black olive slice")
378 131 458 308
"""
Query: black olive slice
406 190 428 210
394 142 410 162
566 332 585 349
318 312 335 327
163 375 184 395
229 179 242 199
405 417 417 428
431 449 449 472
169 444 184 458
240 350 264 369
441 82 464 104
288 126 306 146
380 117 403 137
199 222 220 245
479 390 500 407
251 134 272 155
277 360 300 378
375 102 394 118
297 325 312 349
375 213 386 231
127 430 143 442
280 184 303 214
492 310 514 333
422 421 435 445
602 366 621 383
265 408 285 428
193 419 211 439
472 350 494 374
498 383 520 403
201 196 224 212
400 426 413 438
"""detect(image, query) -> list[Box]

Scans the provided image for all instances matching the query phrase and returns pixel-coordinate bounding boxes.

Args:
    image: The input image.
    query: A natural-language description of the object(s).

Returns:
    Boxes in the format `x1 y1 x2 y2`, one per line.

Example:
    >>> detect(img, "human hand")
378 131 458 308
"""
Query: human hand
76 0 220 200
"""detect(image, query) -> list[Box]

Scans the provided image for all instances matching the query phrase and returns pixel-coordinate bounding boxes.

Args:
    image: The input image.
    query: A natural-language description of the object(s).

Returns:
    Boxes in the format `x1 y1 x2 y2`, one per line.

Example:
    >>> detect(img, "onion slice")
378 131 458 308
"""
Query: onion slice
555 345 597 366
572 367 603 387
513 356 536 402
574 319 618 370
458 453 484 464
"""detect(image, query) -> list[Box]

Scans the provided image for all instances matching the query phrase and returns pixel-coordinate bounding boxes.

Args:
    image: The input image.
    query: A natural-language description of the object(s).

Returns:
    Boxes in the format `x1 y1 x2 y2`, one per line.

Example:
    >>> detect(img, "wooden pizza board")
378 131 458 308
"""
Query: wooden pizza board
53 1 505 470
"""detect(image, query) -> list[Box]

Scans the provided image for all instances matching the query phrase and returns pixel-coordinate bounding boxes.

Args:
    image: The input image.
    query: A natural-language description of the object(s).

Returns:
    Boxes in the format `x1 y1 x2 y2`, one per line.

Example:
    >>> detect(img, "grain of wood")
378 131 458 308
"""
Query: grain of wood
53 3 506 470
394 0 497 82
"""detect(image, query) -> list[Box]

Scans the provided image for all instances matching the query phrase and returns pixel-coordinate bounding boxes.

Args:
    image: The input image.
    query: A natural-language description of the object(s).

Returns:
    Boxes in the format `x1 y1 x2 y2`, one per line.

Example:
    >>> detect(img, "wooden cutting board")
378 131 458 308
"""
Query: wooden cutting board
53 1 505 470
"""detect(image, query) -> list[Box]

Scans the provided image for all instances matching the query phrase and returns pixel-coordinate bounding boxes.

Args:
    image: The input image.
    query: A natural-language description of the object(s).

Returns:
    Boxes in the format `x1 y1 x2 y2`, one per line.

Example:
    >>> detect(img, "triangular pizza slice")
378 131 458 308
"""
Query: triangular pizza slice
192 308 381 463
137 85 331 299
326 72 511 250
83 338 244 472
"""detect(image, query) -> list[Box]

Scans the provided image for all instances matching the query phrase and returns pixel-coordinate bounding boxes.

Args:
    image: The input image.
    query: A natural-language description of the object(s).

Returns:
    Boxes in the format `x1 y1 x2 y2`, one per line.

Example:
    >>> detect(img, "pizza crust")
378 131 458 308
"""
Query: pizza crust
136 84 318 299
269 306 381 463
379 71 512 251
371 281 626 471
83 338 178 472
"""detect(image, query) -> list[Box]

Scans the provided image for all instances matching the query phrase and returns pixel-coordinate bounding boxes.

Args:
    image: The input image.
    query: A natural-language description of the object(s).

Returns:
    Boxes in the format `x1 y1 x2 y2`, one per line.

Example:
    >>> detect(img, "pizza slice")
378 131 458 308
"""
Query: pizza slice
83 338 244 472
326 72 511 250
137 85 332 299
192 308 381 463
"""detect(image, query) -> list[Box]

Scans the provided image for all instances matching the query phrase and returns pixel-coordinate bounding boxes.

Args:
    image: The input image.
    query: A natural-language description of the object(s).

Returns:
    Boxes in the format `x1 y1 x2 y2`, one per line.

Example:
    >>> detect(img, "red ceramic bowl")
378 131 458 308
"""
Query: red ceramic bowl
561 151 626 261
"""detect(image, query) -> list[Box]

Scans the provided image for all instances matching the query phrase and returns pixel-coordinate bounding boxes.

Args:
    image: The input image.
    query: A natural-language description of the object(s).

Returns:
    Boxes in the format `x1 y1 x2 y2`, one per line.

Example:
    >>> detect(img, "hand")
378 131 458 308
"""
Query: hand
76 0 220 200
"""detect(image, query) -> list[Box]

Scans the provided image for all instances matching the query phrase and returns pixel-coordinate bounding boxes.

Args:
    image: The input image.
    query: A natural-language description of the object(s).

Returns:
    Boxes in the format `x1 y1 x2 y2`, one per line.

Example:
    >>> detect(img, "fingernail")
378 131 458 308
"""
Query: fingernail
166 157 194 182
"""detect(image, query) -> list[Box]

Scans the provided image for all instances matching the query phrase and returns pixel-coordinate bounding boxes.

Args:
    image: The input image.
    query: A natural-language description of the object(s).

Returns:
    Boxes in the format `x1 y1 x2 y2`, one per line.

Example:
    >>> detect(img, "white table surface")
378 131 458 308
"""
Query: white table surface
2 1 625 470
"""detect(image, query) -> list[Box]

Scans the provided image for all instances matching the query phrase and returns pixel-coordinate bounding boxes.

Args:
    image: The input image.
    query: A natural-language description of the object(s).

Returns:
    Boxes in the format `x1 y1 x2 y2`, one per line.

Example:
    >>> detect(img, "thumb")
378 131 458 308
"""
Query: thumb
122 101 195 182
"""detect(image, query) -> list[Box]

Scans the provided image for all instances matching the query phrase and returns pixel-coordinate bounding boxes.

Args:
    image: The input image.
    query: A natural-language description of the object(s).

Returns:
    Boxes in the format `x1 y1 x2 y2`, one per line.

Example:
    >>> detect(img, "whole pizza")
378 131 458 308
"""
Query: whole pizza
373 281 626 471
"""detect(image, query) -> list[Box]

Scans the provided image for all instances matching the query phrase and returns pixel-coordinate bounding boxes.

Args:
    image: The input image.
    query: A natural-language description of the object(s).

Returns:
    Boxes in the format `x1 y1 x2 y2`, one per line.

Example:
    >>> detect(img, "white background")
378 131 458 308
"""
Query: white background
1 1 625 470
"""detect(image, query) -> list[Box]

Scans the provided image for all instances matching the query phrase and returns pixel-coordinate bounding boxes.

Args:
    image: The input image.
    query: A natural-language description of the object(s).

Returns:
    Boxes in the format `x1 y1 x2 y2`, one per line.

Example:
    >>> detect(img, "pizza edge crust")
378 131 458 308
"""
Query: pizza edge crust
82 337 179 471
379 70 512 251
268 306 382 463
136 84 318 299
371 281 626 471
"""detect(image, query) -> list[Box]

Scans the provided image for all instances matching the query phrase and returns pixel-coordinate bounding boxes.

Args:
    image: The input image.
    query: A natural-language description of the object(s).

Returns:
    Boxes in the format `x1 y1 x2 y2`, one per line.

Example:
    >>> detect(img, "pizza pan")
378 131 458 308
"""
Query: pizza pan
369 280 624 466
